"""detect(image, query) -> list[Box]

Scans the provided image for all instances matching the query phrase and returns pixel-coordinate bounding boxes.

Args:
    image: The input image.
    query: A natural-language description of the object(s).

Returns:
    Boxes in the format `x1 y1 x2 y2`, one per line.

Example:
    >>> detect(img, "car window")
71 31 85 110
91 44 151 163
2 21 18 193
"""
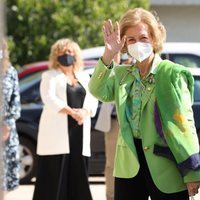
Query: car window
194 76 200 102
160 53 168 60
169 54 200 68
19 71 43 92
20 72 43 104
19 65 94 105
21 81 41 104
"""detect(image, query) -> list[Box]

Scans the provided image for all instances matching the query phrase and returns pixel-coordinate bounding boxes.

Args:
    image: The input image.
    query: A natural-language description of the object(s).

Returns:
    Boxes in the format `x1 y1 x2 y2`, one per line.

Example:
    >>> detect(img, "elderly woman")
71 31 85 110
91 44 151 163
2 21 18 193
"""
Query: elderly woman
33 38 98 200
88 8 200 200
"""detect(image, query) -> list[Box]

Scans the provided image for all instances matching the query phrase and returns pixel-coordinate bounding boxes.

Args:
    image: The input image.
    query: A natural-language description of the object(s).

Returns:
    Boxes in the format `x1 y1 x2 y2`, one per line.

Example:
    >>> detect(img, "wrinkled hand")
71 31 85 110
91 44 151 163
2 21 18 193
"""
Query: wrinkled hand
2 125 10 142
102 19 126 65
187 182 200 196
71 108 89 125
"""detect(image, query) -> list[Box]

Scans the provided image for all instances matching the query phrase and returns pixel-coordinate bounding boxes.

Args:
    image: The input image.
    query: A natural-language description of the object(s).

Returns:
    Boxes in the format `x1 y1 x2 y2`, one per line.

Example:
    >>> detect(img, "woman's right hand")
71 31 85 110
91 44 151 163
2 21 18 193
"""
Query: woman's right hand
187 181 200 196
72 108 89 125
59 107 85 125
2 125 10 142
102 19 126 65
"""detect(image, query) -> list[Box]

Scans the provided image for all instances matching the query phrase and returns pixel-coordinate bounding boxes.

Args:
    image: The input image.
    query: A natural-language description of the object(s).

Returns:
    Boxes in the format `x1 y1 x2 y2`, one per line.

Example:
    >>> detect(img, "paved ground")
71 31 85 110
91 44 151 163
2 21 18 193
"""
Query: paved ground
6 177 200 200
6 177 106 200
6 184 106 200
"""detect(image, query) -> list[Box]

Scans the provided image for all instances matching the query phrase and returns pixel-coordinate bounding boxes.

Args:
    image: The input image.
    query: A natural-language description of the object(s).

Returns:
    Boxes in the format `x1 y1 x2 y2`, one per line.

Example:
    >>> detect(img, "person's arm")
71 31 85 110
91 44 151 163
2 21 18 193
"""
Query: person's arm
177 75 200 195
40 71 68 112
72 73 98 125
82 73 99 117
9 67 21 120
89 19 126 101
3 67 21 121
88 59 115 102
58 106 75 115
2 67 21 137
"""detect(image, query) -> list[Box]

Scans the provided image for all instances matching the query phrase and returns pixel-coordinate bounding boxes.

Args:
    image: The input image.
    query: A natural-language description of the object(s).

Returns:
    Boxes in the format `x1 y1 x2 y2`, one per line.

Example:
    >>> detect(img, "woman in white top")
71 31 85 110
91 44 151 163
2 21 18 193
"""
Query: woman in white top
33 38 98 200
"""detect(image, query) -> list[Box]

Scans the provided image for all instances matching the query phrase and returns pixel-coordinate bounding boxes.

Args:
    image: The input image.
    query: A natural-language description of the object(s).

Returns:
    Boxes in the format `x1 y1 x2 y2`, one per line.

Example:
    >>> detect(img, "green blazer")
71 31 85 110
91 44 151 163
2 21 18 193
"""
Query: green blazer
88 59 200 193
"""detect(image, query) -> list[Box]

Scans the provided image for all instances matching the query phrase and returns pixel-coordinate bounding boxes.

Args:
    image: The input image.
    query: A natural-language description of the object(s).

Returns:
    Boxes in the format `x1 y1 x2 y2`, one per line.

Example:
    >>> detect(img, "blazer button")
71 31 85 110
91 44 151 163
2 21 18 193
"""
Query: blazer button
143 146 149 151
147 87 151 91
98 72 104 79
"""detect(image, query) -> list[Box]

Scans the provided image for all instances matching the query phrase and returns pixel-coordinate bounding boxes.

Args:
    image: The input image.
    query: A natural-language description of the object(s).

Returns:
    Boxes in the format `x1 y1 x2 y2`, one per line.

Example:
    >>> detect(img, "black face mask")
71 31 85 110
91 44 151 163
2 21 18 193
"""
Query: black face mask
57 54 75 67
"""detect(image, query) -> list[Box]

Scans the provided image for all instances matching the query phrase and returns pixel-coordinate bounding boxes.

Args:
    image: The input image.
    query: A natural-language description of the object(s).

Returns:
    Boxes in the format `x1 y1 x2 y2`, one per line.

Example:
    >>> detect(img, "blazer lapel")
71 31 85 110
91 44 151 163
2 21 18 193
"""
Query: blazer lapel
118 68 135 148
141 80 155 112
118 68 134 110
74 71 87 89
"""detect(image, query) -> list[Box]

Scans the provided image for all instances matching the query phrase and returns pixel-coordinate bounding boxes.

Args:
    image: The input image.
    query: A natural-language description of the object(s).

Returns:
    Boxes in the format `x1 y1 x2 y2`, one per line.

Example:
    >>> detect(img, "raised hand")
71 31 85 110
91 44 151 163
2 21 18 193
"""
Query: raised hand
102 19 126 65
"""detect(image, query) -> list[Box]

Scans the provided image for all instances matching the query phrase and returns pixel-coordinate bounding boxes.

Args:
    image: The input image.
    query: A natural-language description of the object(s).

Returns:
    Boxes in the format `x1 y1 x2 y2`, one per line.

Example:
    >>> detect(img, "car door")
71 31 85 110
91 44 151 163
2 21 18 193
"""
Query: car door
193 75 200 140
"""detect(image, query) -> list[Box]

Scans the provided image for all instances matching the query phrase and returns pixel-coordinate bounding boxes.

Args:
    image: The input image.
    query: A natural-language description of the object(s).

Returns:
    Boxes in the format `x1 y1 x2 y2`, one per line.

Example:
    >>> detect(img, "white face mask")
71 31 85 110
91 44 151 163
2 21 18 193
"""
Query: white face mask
127 42 153 62
0 50 3 60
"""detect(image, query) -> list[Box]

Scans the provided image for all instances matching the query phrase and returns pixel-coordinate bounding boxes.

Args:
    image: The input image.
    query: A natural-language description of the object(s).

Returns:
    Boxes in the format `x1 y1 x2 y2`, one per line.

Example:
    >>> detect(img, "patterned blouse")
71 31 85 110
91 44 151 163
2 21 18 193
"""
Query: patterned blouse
2 66 21 127
1 65 21 191
125 55 161 139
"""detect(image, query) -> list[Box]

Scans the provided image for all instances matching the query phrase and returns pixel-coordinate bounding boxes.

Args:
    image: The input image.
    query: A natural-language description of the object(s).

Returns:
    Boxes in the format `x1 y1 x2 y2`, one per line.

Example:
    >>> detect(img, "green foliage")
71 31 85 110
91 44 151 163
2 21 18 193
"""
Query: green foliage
6 0 149 67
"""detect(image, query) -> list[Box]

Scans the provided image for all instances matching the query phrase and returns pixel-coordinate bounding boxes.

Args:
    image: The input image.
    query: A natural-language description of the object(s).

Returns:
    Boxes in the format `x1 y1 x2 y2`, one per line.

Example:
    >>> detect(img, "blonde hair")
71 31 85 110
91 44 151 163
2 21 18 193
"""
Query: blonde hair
1 38 11 72
49 38 83 71
120 8 166 53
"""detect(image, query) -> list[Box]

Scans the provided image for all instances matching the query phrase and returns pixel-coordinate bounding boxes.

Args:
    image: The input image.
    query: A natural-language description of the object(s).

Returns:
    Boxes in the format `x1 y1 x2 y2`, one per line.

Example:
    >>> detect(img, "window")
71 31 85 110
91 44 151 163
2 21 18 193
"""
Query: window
194 76 200 102
20 72 42 104
169 54 200 68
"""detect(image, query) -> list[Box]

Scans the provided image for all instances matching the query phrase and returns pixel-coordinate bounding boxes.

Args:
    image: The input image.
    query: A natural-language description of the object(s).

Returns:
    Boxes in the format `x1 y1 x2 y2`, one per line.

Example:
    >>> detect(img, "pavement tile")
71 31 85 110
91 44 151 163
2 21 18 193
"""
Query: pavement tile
6 183 200 200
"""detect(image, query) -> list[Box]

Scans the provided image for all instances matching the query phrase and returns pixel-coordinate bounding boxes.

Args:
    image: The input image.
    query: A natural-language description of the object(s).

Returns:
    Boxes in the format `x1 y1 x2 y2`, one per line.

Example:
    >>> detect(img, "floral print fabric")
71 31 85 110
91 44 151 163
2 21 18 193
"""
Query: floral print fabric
125 67 142 138
1 66 21 191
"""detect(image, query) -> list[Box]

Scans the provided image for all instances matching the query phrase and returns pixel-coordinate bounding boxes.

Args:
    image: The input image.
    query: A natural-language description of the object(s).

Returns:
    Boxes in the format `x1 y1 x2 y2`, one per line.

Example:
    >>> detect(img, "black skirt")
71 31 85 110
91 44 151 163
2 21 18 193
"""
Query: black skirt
32 126 92 200
33 83 92 200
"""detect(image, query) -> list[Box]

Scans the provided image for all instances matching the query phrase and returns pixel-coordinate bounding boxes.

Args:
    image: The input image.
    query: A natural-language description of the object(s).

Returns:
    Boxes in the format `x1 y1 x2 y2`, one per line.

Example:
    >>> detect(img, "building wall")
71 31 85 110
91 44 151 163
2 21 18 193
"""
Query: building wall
150 4 200 42
151 0 200 5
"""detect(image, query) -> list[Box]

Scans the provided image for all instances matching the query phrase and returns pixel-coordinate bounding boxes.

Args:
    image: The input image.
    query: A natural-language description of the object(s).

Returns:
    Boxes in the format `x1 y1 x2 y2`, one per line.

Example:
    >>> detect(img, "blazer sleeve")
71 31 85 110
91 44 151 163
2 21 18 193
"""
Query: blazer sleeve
162 73 200 179
176 75 200 182
80 72 98 117
155 62 200 181
88 59 115 103
40 71 67 112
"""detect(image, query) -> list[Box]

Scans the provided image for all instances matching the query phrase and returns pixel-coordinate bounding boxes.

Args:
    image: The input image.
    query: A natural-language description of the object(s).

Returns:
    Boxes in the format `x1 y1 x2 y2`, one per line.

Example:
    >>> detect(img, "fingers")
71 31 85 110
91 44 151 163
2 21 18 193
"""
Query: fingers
187 182 200 196
103 19 114 37
114 21 126 49
188 188 199 197
102 19 124 54
115 21 120 36
107 19 114 34
71 108 86 125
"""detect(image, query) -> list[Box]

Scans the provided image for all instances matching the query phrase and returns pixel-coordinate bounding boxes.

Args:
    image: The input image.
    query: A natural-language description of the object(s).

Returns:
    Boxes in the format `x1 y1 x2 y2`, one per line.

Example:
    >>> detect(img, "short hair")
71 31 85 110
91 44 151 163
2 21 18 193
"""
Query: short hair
49 38 83 71
120 8 166 54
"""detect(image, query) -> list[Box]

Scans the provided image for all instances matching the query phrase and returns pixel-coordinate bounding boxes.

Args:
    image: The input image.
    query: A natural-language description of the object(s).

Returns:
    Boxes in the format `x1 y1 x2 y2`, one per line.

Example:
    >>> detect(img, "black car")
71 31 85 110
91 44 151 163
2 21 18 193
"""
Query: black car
17 70 105 184
17 68 200 184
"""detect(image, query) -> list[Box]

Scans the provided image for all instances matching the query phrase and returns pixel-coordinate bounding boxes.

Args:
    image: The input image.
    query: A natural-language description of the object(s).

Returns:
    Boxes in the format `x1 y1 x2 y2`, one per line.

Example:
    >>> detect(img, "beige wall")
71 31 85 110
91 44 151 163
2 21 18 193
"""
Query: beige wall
150 5 200 42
